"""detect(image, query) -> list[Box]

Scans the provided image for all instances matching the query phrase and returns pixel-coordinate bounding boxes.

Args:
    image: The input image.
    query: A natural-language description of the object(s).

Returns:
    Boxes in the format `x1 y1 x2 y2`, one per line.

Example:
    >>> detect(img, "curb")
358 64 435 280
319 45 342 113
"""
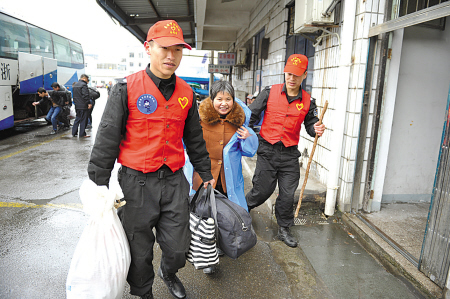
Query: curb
342 213 443 299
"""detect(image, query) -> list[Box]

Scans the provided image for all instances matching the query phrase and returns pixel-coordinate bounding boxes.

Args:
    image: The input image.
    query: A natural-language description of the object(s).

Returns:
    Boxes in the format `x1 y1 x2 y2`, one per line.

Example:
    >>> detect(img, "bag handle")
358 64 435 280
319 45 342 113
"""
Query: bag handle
190 183 219 240
190 184 213 222
189 184 206 212
207 184 219 243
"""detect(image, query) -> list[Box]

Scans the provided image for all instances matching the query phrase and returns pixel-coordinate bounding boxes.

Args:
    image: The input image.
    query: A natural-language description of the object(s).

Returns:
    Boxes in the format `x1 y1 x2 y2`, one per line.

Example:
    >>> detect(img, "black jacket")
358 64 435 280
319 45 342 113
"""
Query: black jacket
37 90 67 107
249 84 319 138
47 86 71 107
72 79 90 109
87 65 213 186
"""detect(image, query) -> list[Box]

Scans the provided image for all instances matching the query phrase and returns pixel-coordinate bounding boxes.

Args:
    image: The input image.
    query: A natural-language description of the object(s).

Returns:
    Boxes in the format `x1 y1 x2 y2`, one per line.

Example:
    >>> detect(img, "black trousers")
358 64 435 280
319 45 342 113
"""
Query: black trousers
117 166 191 296
58 106 70 127
246 140 300 228
87 100 95 126
72 109 88 137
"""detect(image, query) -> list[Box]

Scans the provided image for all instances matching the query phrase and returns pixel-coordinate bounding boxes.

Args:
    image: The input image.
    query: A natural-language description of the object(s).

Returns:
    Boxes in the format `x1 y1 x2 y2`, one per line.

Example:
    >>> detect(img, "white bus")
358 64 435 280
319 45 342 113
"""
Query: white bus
0 10 84 130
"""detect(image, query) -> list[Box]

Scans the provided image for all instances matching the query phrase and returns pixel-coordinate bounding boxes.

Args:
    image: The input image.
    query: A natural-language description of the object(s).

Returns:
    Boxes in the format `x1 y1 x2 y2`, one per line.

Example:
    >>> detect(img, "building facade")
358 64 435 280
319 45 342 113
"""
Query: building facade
195 0 450 291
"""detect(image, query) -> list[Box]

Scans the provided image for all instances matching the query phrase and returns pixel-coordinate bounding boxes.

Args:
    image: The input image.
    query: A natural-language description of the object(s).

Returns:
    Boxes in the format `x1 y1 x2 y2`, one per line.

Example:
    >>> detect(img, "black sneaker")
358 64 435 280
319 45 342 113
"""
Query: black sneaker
202 265 215 275
158 267 186 299
217 247 224 256
140 289 153 299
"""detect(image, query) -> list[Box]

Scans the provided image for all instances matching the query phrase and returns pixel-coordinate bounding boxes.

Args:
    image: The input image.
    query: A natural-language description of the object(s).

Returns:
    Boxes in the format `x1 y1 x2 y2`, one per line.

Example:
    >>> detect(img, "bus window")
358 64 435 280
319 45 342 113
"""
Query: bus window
52 33 71 67
28 25 54 59
69 40 84 69
0 13 30 58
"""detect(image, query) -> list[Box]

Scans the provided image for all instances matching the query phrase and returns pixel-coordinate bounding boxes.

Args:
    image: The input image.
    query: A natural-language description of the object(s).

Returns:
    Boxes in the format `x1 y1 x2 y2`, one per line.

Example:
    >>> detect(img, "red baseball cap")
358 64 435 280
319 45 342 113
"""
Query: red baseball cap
146 20 192 50
284 54 308 76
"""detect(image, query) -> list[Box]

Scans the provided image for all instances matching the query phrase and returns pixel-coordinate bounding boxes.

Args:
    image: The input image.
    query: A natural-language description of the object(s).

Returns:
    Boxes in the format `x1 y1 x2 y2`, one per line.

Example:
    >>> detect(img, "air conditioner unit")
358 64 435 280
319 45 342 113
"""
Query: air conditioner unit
294 0 335 33
236 48 247 65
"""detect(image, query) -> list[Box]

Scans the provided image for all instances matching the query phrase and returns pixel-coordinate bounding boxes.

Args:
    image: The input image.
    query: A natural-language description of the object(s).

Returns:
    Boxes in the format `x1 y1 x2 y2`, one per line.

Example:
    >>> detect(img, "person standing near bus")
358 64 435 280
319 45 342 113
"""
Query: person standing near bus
246 54 325 248
87 20 214 299
51 82 71 130
32 87 64 134
72 74 92 138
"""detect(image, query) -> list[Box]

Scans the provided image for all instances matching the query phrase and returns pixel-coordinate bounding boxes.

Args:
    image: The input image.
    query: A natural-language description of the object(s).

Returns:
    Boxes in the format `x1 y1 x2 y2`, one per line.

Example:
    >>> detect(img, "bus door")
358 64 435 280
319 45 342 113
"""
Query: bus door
0 86 13 130
43 57 57 90
0 58 18 130
18 52 43 94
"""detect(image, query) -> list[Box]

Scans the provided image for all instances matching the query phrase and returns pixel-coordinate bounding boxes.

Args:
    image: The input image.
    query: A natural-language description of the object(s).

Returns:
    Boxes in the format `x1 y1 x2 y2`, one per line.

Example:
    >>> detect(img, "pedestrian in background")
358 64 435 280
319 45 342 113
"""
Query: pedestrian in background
72 74 92 138
190 80 258 274
246 94 255 106
86 86 100 129
107 81 113 98
246 54 325 248
87 20 214 299
32 87 64 134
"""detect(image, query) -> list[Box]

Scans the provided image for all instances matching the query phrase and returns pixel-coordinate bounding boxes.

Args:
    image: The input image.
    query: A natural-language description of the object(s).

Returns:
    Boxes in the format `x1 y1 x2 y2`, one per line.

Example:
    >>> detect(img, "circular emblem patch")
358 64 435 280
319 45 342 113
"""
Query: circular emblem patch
137 94 157 114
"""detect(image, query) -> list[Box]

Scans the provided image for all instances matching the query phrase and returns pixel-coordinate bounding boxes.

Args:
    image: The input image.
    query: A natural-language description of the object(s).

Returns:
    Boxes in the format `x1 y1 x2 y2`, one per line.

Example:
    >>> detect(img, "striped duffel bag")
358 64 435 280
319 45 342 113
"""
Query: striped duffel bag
186 212 219 270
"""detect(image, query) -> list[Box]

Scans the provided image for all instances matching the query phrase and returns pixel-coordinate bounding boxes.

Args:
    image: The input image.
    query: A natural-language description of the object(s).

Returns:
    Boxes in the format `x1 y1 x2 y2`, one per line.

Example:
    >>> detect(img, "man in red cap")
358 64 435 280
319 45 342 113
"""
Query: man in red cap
246 54 325 248
87 20 214 299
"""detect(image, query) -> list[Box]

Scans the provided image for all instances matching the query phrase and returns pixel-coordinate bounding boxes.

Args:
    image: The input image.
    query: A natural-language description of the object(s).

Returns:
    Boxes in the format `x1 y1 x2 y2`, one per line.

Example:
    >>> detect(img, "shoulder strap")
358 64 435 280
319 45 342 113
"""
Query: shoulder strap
208 184 219 240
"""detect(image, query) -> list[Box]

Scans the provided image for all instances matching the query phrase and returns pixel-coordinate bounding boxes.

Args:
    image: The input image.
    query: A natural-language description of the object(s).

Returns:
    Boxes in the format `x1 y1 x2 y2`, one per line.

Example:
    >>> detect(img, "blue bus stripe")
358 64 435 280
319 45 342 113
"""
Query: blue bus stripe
20 75 43 94
0 115 14 130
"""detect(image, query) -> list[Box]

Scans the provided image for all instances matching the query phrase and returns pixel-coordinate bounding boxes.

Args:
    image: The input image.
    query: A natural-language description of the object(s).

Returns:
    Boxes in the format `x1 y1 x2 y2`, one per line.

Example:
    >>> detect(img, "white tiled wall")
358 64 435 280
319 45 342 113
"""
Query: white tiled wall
331 0 387 210
232 0 387 211
232 0 287 95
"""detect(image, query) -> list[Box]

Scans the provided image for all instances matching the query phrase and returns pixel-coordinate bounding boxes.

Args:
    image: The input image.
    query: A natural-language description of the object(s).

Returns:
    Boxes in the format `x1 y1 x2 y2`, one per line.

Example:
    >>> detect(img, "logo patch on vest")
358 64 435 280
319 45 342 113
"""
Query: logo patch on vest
137 94 157 114
296 103 304 111
178 97 189 109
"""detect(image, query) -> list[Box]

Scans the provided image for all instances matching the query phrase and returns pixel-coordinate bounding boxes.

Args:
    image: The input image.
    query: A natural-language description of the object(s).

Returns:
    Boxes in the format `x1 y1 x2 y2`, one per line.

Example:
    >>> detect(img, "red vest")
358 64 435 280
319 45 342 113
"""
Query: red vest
260 84 311 147
118 70 193 173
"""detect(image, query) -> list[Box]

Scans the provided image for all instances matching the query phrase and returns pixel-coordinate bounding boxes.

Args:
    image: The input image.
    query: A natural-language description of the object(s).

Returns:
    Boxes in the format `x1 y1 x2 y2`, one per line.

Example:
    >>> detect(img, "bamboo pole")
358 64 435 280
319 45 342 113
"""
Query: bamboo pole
294 100 328 218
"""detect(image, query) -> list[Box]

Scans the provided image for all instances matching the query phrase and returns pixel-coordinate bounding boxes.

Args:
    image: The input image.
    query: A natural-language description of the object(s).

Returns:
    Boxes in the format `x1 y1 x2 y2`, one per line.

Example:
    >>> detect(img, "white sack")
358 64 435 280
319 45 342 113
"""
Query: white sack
66 180 131 299
69 105 76 119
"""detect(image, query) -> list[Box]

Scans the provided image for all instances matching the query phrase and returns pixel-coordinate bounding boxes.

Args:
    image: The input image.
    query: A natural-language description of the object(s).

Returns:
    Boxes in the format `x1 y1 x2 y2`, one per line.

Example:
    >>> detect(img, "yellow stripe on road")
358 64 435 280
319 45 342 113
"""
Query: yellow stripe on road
0 202 83 210
0 133 67 161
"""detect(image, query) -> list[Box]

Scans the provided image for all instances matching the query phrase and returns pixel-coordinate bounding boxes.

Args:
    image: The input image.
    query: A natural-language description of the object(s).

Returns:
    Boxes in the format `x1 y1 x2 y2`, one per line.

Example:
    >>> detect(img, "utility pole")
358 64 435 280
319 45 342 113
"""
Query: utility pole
209 50 214 90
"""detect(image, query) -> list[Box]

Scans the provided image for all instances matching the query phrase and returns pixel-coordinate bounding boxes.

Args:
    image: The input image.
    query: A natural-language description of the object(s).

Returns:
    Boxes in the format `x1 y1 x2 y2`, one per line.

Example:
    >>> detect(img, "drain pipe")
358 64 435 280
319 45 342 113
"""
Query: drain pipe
324 0 357 216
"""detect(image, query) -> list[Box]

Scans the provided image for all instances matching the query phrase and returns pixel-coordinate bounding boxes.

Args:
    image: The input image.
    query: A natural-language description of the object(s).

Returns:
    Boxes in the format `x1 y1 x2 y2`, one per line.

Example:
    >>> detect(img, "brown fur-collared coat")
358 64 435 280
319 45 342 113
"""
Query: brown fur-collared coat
192 97 246 192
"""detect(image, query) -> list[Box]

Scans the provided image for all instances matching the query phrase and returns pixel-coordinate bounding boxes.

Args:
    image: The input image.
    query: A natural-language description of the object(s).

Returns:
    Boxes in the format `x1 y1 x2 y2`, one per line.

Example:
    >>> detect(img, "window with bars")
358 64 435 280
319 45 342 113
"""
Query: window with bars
398 0 448 16
396 0 448 29
253 29 265 94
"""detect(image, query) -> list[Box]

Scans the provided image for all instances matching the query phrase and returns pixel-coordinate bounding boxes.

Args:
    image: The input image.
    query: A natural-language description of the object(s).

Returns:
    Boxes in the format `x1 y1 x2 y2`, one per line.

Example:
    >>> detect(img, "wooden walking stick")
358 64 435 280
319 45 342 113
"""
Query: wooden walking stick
294 100 328 218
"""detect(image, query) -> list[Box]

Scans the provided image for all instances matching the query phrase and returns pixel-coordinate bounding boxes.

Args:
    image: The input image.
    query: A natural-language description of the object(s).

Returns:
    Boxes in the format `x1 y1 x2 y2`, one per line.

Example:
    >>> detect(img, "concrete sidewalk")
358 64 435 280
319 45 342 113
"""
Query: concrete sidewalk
242 155 430 299
119 209 333 299
342 213 443 299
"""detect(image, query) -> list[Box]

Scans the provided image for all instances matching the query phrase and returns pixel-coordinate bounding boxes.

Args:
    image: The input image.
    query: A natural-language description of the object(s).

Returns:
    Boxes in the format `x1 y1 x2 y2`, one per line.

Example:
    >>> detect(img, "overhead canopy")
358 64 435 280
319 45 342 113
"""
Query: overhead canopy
95 0 259 50
95 0 196 47
195 0 258 50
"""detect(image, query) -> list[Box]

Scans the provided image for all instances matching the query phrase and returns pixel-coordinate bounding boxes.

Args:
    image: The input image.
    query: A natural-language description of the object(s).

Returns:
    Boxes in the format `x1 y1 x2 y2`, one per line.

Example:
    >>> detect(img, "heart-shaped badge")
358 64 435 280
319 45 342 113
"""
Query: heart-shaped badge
178 97 189 109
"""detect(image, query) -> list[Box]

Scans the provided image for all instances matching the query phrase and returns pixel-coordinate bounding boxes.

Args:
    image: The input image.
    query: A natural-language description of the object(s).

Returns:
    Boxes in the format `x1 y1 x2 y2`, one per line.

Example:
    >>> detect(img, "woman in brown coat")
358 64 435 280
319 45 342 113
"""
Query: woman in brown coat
192 80 256 198
191 80 258 274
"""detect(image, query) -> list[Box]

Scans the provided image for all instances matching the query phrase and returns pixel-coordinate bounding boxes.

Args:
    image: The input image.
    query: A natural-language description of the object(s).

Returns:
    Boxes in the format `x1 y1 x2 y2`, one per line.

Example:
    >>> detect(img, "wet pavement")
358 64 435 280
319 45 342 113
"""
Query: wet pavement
0 89 430 298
